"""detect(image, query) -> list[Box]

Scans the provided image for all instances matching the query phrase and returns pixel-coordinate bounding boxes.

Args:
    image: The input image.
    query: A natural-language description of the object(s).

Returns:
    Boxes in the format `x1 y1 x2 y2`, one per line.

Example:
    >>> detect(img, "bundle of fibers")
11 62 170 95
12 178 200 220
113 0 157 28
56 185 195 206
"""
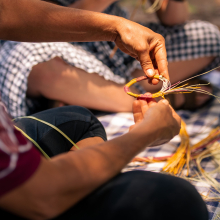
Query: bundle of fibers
133 124 220 173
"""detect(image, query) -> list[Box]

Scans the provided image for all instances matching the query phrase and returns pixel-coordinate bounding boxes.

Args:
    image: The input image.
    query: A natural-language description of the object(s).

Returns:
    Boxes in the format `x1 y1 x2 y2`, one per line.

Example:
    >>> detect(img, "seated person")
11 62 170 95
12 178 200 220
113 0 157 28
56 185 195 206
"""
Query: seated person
0 0 219 117
0 1 208 219
0 99 208 220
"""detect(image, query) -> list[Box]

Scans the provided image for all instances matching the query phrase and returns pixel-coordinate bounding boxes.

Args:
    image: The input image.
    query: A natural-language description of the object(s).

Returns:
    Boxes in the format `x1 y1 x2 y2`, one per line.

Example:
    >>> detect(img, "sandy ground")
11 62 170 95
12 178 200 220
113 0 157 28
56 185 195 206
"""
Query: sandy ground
119 0 220 27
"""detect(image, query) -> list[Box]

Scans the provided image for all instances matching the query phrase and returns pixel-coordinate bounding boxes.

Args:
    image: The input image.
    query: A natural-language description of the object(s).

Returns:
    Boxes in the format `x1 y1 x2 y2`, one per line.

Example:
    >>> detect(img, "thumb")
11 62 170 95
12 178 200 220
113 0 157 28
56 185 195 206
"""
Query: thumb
139 50 155 78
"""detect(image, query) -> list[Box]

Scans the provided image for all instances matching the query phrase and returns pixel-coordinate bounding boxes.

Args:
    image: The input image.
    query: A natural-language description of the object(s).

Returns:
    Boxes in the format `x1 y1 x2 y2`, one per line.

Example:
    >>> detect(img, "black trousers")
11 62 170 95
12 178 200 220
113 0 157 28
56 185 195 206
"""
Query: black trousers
53 171 208 220
1 106 208 220
1 171 208 220
14 106 107 157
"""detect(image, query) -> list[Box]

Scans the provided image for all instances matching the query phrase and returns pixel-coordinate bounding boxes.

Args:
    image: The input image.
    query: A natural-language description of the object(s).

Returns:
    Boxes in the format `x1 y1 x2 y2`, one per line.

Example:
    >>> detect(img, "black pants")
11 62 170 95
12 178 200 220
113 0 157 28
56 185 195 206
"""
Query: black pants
53 171 208 220
0 171 208 220
2 106 208 220
14 106 107 157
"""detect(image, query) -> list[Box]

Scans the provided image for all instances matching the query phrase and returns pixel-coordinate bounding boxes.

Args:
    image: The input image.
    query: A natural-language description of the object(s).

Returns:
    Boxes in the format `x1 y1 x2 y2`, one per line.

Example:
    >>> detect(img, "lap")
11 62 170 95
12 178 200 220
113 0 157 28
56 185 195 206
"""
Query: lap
55 171 208 220
0 171 208 220
14 106 107 157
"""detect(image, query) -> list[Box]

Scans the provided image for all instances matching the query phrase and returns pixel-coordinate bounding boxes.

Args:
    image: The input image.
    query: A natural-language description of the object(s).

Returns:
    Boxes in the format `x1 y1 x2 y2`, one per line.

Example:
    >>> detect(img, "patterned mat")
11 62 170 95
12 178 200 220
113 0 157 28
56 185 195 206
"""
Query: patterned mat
98 70 220 220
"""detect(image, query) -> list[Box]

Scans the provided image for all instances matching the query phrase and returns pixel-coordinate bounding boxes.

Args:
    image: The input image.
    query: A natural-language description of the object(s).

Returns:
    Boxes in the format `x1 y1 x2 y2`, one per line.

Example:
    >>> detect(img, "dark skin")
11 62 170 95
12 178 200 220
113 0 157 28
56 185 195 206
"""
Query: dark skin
0 1 181 218
28 0 214 112
0 98 181 219
0 0 169 80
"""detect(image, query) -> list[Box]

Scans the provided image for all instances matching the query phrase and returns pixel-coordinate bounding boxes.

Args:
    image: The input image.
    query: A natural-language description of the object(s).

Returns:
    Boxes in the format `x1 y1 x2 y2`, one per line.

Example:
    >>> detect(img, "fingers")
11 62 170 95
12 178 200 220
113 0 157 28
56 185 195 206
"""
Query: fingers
138 49 156 79
139 97 157 118
137 33 169 81
149 70 160 85
152 36 169 80
159 99 181 127
148 98 157 106
132 100 144 124
133 97 156 123
138 37 169 83
139 100 149 115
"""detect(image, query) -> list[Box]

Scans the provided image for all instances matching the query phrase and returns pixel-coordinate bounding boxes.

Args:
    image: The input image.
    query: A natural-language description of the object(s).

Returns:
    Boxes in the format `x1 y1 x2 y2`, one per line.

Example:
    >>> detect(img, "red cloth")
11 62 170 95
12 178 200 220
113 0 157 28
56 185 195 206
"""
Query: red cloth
0 103 41 197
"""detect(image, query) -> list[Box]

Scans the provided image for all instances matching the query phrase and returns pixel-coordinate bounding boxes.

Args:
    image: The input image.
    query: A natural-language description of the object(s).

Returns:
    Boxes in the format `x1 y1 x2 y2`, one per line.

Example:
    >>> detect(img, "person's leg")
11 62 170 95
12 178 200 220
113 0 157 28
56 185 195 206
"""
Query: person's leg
0 40 136 118
27 57 136 113
14 105 107 157
0 171 208 220
52 171 208 220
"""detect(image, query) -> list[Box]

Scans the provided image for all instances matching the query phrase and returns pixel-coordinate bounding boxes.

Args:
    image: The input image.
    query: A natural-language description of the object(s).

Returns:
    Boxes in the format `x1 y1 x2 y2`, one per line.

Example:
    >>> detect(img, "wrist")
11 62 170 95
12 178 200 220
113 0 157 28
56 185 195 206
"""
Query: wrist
78 11 119 42
108 16 125 42
129 121 157 148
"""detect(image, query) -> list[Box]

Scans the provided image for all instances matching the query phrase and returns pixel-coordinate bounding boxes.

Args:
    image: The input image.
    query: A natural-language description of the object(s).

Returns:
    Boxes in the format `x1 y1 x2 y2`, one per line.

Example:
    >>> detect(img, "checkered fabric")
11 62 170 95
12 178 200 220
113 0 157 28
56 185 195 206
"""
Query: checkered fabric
0 42 125 118
0 1 220 118
98 71 220 220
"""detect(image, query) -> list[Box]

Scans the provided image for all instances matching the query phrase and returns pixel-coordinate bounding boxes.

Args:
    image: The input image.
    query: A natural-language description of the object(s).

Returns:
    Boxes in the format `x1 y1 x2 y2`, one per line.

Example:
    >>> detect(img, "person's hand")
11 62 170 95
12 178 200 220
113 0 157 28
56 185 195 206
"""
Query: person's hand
129 96 181 146
114 19 169 85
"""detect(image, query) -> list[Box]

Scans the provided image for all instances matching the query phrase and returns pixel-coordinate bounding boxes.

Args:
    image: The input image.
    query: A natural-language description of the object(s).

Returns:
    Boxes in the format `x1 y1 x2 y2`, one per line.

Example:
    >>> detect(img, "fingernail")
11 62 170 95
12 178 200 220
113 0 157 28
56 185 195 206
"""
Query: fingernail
147 69 154 77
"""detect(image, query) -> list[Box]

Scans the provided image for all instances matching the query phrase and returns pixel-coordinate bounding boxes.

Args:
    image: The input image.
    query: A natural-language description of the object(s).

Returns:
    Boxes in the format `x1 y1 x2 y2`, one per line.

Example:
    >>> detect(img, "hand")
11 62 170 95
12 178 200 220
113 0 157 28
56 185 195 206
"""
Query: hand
114 19 169 85
129 96 181 146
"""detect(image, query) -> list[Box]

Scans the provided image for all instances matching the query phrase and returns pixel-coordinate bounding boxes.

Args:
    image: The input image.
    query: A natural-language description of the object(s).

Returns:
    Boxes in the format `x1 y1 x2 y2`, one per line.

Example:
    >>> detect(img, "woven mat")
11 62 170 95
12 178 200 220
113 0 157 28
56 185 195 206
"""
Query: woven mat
98 70 220 220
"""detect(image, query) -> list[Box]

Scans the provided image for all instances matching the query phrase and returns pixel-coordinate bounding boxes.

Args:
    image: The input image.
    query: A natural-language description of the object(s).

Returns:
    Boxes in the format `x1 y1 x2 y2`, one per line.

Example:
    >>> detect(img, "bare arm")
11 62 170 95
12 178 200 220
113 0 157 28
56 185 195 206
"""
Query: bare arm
153 0 189 26
0 0 168 78
0 0 117 42
0 99 181 220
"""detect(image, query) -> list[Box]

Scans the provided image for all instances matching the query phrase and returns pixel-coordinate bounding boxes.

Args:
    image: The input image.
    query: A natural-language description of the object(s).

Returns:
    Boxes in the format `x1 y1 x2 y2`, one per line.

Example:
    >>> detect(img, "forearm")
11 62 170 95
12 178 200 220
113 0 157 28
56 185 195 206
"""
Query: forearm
45 129 156 216
0 101 181 219
154 0 189 26
68 0 116 12
0 129 154 219
0 0 119 42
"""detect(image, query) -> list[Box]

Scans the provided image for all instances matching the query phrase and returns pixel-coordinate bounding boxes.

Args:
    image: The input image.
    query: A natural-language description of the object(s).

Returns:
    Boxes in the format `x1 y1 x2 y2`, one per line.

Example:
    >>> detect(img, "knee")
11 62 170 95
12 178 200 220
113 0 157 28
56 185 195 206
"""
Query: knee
61 105 96 118
58 105 107 140
112 171 208 220
28 57 71 94
31 58 62 85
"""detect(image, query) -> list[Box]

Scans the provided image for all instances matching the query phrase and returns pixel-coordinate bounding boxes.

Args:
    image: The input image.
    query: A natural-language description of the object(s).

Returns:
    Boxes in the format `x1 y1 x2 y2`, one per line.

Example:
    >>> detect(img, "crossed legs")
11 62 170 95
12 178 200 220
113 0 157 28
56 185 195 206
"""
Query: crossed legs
54 171 208 220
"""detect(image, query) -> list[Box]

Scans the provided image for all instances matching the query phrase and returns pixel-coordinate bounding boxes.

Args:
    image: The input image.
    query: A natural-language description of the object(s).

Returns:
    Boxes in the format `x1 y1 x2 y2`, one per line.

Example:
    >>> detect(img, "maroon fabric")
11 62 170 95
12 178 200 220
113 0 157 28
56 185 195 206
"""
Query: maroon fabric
0 103 41 197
